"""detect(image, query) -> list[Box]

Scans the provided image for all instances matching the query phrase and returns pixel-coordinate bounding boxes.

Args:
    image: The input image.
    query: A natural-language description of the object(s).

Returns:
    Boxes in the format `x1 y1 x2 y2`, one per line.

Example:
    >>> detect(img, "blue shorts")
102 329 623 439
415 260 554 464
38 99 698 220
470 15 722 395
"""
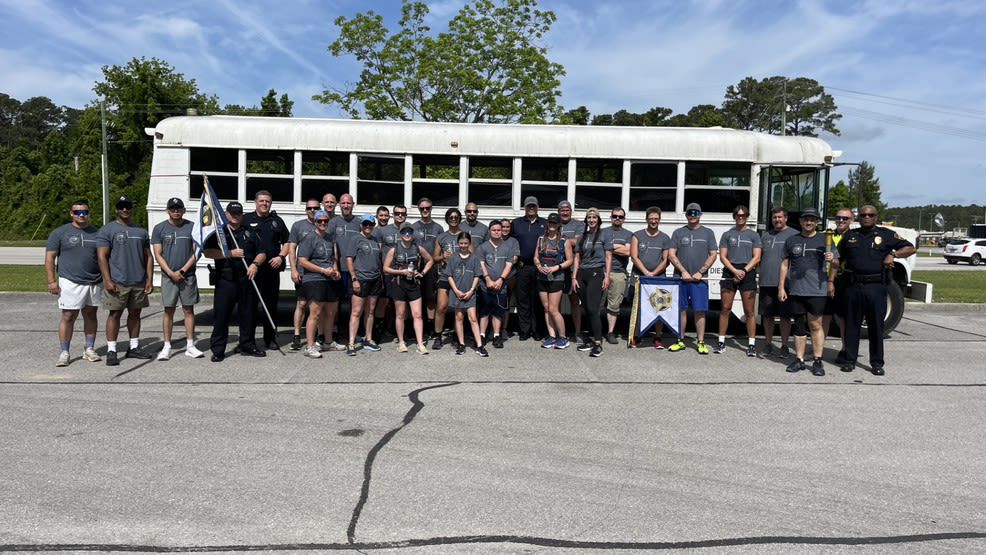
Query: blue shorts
680 281 709 311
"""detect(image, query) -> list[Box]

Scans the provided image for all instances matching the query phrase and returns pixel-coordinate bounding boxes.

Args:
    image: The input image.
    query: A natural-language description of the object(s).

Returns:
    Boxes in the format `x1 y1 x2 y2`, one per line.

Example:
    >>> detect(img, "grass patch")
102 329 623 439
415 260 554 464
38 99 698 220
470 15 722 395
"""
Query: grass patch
0 265 48 292
913 270 986 303
0 240 46 247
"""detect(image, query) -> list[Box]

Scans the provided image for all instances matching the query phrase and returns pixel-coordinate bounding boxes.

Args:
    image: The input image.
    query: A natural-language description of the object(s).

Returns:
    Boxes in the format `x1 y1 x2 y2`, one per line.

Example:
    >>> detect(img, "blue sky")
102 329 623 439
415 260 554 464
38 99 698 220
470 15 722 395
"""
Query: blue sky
2 0 984 209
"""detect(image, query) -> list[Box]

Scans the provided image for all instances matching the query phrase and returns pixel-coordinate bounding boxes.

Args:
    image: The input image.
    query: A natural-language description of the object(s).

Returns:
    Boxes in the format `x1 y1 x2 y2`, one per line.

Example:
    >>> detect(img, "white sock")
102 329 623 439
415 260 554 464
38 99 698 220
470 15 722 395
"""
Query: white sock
749 338 756 346
163 341 172 349
186 338 195 348
107 341 117 352
718 335 726 344
129 338 139 349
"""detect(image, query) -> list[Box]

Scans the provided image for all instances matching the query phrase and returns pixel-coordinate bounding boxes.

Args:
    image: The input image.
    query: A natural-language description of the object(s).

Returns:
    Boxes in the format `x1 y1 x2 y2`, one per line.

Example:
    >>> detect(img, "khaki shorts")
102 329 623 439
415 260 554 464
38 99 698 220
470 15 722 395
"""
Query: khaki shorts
603 272 628 314
103 284 150 311
160 274 200 307
58 278 103 310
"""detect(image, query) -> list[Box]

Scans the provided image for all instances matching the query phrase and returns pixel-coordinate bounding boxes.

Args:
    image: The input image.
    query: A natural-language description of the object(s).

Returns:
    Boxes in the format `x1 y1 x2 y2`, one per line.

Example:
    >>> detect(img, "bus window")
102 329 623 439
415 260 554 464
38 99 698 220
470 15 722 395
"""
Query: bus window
246 150 293 202
683 162 751 212
191 174 237 201
302 151 349 177
302 178 349 203
521 157 568 210
760 167 822 230
191 148 237 173
412 154 459 207
468 157 512 207
629 162 677 212
358 156 404 206
575 159 621 210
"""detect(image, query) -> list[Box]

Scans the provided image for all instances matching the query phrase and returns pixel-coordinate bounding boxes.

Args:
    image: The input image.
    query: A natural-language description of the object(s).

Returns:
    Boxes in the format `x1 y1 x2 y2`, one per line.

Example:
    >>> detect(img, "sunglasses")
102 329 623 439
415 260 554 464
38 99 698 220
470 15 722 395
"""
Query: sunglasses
859 213 877 218
361 221 374 226
734 213 747 218
306 206 320 211
686 210 701 216
419 206 432 211
465 210 478 214
72 209 90 216
400 229 414 235
834 216 850 222
315 219 329 224
393 211 407 216
117 205 133 210
611 215 625 219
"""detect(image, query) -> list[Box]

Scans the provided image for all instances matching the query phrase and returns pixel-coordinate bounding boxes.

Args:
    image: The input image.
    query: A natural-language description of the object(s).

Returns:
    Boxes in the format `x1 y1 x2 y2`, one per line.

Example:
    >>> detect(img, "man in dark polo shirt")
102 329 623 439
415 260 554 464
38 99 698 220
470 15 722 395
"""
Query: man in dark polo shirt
510 196 547 340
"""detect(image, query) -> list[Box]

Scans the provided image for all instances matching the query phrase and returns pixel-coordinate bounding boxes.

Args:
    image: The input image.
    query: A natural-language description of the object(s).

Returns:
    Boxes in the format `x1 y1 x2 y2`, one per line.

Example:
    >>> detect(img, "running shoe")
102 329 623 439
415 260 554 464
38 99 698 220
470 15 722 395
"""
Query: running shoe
696 341 710 355
746 344 757 357
304 346 322 359
157 347 171 361
605 332 619 344
713 341 727 354
106 351 119 366
455 344 466 355
289 336 303 351
346 344 358 356
363 341 381 352
476 346 489 357
779 345 791 358
541 337 556 349
577 341 594 352
126 346 153 359
432 335 444 350
82 347 101 362
56 351 70 367
554 337 570 349
492 335 504 349
811 358 825 376
653 339 664 350
668 340 686 352
416 343 429 355
786 359 806 373
590 343 603 357
185 345 205 358
397 342 409 353
762 344 774 357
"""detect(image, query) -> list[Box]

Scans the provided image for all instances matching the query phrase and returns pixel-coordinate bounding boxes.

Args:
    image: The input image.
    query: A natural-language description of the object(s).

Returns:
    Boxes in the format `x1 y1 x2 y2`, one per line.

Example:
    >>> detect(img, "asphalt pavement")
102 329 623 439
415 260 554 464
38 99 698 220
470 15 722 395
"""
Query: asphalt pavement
1 292 984 553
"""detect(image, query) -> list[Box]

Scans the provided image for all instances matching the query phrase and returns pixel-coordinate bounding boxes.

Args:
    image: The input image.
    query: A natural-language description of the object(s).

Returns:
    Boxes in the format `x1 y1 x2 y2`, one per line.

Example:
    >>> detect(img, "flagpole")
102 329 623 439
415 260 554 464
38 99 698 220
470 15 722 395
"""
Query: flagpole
628 276 640 348
223 223 285 356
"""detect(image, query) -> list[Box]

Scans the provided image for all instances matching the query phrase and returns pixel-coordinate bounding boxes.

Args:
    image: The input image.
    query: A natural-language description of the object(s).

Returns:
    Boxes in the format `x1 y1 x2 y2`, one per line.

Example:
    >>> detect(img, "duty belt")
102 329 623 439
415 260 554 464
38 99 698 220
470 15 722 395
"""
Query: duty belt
853 273 884 284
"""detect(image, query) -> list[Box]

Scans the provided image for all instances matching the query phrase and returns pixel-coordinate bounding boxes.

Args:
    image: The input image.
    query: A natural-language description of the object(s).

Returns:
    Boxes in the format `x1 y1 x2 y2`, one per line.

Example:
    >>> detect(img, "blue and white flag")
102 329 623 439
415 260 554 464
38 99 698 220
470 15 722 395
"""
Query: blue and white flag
190 176 229 258
633 276 681 339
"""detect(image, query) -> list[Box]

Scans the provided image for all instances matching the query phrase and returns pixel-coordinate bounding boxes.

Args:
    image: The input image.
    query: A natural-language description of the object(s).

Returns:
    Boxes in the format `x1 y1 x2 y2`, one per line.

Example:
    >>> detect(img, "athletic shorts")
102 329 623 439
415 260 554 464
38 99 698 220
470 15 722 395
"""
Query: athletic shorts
789 295 826 317
353 278 383 298
479 287 508 317
421 266 438 301
300 280 339 303
758 287 792 318
57 278 103 310
102 283 149 311
390 278 422 302
603 272 628 314
537 279 564 294
679 280 709 311
720 269 757 291
160 274 200 307
437 275 451 291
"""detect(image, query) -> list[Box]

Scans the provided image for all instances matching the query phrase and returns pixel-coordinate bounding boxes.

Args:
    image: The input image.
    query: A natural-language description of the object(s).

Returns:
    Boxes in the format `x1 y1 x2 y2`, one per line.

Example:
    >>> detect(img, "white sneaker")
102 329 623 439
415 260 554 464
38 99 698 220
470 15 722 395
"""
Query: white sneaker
416 343 429 355
56 351 70 367
304 345 323 358
157 347 171 361
184 345 205 358
326 341 347 352
82 347 101 362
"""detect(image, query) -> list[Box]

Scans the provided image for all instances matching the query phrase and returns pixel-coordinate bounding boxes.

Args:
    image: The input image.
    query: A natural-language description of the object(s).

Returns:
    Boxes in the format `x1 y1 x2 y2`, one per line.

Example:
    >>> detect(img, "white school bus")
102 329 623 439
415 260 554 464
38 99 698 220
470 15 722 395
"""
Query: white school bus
144 115 912 330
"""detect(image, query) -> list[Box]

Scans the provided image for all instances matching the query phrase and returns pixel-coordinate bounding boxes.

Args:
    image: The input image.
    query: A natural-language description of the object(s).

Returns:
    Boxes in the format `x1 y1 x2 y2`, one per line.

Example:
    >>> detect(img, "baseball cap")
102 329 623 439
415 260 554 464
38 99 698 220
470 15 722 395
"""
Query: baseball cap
115 196 133 209
226 201 244 213
557 200 572 210
313 210 328 220
360 213 375 224
685 202 702 213
800 207 820 219
400 222 414 231
546 212 561 224
523 196 539 207
166 197 184 209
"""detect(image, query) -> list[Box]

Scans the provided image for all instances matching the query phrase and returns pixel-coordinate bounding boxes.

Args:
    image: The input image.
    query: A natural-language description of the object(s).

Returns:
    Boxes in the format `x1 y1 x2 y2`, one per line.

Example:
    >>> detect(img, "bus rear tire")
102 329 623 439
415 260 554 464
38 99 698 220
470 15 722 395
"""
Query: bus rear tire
883 281 905 337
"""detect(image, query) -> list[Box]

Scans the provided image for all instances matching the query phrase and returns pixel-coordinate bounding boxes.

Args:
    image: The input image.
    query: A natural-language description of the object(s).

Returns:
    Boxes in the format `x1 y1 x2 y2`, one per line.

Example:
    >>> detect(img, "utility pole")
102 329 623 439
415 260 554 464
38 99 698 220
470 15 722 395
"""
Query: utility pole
100 101 109 225
781 78 787 136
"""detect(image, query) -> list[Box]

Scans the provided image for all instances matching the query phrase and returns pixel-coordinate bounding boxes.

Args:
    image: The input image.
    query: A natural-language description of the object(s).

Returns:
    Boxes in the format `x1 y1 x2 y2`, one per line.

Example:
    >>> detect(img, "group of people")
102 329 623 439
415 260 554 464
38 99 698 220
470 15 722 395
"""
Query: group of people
46 193 913 375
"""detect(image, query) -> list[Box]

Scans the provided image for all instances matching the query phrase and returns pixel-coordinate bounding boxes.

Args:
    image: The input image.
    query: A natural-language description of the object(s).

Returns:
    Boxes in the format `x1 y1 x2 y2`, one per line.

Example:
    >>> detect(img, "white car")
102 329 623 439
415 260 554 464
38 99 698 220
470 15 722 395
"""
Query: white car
944 238 986 265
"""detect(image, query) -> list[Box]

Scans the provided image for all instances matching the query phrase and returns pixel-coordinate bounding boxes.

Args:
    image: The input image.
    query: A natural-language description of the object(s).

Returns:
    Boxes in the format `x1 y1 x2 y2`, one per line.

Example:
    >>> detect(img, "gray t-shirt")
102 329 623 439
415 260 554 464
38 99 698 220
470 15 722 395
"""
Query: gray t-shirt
574 231 606 270
446 253 481 309
477 239 519 289
759 227 799 287
373 225 402 254
327 215 362 260
96 220 150 286
719 228 762 267
460 220 488 245
412 220 444 254
560 220 581 243
783 232 832 297
349 234 382 281
500 237 521 279
632 229 672 273
297 232 336 283
46 223 102 284
151 219 195 273
670 225 717 277
602 226 633 273
536 235 567 283
288 218 317 276
435 230 461 274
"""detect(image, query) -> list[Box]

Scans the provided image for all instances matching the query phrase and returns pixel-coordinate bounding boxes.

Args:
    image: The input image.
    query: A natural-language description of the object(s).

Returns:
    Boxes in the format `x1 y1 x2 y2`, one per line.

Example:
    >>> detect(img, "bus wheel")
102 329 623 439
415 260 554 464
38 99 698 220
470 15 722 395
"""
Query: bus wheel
883 281 905 337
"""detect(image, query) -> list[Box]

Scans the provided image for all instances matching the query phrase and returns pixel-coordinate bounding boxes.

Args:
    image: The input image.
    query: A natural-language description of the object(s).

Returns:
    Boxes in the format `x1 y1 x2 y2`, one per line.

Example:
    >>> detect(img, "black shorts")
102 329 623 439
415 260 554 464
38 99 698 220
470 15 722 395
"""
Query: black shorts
824 275 848 316
479 287 508 317
537 279 564 293
759 287 792 318
354 278 383 298
788 295 826 317
421 265 438 301
390 278 422 302
437 275 451 291
300 280 338 303
721 269 758 291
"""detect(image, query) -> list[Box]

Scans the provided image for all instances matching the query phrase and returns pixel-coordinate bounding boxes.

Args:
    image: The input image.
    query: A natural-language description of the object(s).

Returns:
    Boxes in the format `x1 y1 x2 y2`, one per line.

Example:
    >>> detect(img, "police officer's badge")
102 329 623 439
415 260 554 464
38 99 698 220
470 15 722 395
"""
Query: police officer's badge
874 236 883 245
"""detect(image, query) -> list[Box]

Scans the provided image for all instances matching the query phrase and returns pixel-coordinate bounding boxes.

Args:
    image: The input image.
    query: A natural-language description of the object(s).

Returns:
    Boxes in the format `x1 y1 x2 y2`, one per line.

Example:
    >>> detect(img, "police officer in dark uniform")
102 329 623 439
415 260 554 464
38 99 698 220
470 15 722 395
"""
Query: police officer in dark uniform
834 205 915 375
242 190 289 350
205 202 268 362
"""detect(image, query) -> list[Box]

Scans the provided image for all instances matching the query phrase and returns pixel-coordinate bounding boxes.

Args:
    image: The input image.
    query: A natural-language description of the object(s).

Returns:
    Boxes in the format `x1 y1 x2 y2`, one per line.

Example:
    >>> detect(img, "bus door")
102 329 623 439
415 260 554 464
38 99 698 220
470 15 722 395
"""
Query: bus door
757 166 826 232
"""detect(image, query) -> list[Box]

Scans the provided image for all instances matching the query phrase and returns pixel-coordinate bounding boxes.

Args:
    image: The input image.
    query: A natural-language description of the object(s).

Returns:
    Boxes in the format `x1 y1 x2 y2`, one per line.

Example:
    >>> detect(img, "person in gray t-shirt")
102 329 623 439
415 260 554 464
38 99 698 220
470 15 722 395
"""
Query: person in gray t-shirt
346 215 385 351
96 195 154 362
667 203 718 353
600 208 633 344
45 199 103 366
714 205 762 356
151 197 203 360
629 206 671 348
286 199 321 350
759 206 799 356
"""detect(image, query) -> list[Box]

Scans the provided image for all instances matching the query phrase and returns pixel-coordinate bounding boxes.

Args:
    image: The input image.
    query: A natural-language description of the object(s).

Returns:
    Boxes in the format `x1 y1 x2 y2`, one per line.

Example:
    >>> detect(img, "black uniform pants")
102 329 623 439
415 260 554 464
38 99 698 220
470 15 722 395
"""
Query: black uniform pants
211 276 258 355
514 263 543 337
844 282 886 368
577 268 605 342
254 267 281 344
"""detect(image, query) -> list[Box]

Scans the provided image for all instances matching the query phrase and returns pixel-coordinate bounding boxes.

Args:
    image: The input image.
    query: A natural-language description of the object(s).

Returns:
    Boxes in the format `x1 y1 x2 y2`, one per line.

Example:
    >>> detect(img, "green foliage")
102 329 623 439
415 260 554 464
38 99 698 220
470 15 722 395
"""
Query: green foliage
315 0 565 123
224 89 294 117
721 76 840 136
826 180 851 216
882 204 986 232
847 161 886 216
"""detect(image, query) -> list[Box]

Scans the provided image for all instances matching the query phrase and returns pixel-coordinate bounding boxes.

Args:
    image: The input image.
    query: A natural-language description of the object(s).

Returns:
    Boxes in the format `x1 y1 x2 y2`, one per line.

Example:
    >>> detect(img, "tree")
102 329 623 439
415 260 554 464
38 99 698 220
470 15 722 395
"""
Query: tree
664 104 727 128
224 89 294 117
847 161 886 216
722 76 840 136
562 105 590 125
314 0 565 123
826 179 851 217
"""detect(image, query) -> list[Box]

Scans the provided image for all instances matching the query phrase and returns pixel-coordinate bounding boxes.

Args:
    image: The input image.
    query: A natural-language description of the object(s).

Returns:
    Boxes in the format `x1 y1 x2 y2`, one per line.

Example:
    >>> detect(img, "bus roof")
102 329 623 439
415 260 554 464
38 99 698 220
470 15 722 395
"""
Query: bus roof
149 116 834 165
